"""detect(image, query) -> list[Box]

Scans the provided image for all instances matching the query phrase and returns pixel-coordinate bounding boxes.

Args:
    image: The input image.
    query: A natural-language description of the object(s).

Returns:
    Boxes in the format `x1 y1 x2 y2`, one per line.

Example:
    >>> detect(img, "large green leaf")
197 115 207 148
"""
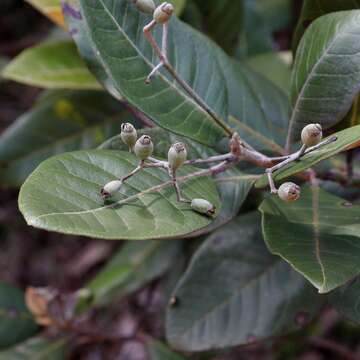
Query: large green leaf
100 127 255 234
2 41 101 90
293 0 360 53
329 277 360 324
256 125 360 188
0 90 130 187
166 213 322 351
80 240 182 308
224 60 290 154
64 0 229 146
0 337 67 360
0 283 37 349
260 187 360 293
287 11 360 145
147 340 188 360
19 150 220 240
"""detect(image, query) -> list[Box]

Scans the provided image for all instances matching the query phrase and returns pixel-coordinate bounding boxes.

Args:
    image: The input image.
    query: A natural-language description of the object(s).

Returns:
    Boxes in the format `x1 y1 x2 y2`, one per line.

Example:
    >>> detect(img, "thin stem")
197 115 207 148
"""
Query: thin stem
185 153 235 165
171 170 190 203
143 21 234 137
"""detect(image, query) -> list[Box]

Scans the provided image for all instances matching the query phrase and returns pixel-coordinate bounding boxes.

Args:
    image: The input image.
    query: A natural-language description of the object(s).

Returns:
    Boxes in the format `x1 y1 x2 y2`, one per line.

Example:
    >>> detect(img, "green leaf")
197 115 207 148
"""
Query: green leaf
0 337 67 360
287 11 360 145
293 0 360 53
193 0 244 54
147 340 188 360
237 0 292 58
100 127 255 235
19 150 220 240
329 277 360 324
170 0 186 16
260 186 360 293
65 0 229 146
246 51 292 94
224 60 290 154
80 240 182 308
0 90 131 187
2 41 101 90
63 0 123 100
25 0 65 27
256 125 360 188
0 283 37 349
166 213 322 351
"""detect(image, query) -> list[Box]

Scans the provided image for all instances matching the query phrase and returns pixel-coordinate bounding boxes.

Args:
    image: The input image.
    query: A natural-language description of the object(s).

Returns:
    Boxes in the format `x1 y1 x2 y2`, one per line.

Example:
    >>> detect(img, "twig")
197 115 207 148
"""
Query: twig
309 337 360 360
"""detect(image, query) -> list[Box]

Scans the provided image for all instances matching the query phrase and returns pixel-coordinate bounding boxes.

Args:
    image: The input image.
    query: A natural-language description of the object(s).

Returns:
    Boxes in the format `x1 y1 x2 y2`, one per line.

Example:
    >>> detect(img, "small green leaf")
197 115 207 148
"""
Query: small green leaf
0 337 67 360
66 0 229 146
0 283 37 349
19 150 220 240
80 240 182 308
260 186 360 293
147 340 189 360
256 125 360 188
0 90 131 187
2 41 101 90
166 213 322 351
287 11 360 144
293 0 360 52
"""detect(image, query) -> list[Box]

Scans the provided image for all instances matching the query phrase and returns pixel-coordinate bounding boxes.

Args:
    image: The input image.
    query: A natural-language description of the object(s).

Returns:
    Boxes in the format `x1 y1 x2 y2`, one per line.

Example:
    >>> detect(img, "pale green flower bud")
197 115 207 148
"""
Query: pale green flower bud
134 135 154 160
120 123 137 150
132 0 156 14
101 180 123 198
301 123 322 147
168 142 187 171
153 2 174 24
191 198 216 216
278 182 301 202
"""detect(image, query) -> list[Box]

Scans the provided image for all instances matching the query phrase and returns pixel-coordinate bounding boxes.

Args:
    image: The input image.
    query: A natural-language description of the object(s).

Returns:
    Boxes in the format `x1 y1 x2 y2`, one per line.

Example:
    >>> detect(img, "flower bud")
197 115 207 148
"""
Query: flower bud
153 2 174 24
168 142 187 171
101 180 123 198
134 135 154 160
301 123 322 147
120 123 137 150
132 0 155 14
278 182 301 202
191 198 216 216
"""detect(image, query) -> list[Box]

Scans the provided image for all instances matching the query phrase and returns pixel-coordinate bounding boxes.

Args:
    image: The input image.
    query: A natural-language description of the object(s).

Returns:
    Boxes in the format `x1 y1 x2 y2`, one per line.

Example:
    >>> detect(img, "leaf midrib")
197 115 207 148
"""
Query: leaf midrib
84 0 214 124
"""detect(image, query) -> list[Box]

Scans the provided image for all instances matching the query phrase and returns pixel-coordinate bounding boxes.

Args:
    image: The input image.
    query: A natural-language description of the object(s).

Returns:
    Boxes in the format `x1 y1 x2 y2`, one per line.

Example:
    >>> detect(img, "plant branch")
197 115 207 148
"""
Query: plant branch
143 21 234 137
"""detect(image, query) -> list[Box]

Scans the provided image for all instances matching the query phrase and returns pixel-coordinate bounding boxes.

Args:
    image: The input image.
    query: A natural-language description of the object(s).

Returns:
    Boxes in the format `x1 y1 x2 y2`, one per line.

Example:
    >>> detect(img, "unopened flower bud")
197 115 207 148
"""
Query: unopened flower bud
278 182 301 202
132 0 155 14
301 123 322 147
120 123 137 150
153 2 174 24
134 135 154 160
168 142 187 171
191 198 216 216
101 180 123 198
